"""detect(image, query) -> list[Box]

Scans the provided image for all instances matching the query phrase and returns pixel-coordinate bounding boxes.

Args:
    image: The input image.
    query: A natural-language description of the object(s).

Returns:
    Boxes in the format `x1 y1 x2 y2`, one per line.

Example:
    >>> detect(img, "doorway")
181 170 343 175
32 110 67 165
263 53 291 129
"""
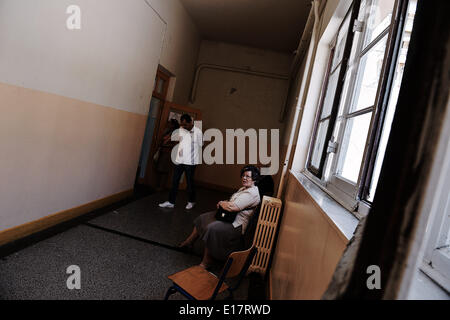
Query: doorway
135 68 203 193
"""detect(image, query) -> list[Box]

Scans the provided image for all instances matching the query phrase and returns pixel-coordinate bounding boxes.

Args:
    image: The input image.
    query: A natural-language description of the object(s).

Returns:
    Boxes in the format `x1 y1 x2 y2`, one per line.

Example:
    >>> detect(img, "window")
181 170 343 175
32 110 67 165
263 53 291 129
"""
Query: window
308 10 351 176
306 0 417 214
364 0 417 202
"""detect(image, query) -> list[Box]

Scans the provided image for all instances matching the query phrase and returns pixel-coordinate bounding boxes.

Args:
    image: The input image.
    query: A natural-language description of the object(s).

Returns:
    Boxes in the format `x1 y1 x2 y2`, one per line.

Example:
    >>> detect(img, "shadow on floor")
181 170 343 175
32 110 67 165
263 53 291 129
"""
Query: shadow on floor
87 187 231 257
0 187 258 300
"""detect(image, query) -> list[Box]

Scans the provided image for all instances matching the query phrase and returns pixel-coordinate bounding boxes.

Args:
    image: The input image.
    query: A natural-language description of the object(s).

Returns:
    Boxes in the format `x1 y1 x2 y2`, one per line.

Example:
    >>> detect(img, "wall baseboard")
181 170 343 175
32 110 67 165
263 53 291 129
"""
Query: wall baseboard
0 189 133 247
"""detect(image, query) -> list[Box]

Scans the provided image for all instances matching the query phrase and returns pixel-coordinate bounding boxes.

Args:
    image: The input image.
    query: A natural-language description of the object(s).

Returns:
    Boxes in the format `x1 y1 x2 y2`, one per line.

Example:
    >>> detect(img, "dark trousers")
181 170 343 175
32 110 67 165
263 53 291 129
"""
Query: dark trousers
168 164 196 204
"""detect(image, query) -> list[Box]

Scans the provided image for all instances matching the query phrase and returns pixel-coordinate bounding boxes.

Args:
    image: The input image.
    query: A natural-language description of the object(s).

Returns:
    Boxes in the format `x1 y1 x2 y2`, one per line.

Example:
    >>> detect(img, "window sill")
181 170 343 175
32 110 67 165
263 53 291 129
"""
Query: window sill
407 268 450 300
419 259 450 294
290 170 359 241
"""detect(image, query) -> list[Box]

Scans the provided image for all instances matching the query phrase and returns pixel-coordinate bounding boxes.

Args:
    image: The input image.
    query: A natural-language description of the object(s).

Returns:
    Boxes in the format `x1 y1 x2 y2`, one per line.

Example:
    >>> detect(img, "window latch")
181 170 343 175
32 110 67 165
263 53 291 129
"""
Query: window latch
327 140 338 154
353 20 364 33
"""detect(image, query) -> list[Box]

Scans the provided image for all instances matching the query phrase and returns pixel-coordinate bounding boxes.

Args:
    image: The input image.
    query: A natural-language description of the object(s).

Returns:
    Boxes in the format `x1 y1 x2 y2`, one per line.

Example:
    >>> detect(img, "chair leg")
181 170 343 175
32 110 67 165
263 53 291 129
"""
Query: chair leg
164 286 177 300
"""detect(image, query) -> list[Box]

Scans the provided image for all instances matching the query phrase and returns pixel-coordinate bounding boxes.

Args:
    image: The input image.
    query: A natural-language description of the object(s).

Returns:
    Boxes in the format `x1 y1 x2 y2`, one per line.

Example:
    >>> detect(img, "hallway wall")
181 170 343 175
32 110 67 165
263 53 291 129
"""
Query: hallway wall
270 0 355 299
270 173 348 299
0 0 200 233
189 41 292 190
147 0 201 104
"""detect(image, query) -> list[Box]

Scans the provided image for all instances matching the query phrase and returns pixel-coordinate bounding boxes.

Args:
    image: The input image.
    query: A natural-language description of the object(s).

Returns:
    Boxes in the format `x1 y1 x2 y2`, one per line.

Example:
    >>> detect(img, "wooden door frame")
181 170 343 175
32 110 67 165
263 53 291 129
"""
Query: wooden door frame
141 101 202 186
137 67 171 185
155 101 203 148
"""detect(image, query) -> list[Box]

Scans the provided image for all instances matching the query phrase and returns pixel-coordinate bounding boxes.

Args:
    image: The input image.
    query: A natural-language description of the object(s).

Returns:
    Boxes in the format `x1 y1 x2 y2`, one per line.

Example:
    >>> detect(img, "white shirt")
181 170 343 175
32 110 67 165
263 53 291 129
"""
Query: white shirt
230 185 261 234
172 126 203 165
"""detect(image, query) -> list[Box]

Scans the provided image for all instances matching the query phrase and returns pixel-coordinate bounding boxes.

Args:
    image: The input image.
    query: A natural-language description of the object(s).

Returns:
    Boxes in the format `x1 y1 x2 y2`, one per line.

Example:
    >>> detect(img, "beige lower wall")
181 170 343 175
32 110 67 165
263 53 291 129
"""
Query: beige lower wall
0 82 147 231
0 189 133 247
270 172 348 299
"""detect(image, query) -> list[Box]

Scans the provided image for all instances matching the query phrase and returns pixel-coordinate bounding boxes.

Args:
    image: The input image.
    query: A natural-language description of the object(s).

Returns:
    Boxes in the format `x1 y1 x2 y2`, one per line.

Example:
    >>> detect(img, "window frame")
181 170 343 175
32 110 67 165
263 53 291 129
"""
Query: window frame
153 68 170 100
327 5 395 203
359 0 413 202
306 2 361 179
307 46 335 177
421 132 450 292
305 0 412 214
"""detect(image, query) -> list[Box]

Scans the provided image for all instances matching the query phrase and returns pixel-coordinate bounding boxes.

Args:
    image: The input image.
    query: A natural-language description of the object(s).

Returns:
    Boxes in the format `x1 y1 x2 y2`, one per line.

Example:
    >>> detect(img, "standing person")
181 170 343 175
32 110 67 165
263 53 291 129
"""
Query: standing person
159 114 202 210
154 119 179 191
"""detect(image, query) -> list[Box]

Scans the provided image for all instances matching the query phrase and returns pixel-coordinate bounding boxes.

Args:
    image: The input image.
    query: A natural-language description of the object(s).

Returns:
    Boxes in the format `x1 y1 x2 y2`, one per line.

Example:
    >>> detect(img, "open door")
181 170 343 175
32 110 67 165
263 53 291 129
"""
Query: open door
135 68 170 189
137 99 202 190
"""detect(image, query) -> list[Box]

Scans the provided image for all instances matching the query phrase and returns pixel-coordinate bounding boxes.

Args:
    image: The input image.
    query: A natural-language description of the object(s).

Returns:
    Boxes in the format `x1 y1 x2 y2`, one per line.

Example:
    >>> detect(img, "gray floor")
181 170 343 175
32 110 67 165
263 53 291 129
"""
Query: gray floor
0 187 250 300
88 187 230 256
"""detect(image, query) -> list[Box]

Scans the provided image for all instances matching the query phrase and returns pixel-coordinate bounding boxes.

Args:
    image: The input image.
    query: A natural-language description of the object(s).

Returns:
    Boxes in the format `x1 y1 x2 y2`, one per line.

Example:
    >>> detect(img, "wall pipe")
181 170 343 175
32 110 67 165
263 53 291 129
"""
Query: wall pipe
189 64 289 104
278 2 316 122
276 0 322 199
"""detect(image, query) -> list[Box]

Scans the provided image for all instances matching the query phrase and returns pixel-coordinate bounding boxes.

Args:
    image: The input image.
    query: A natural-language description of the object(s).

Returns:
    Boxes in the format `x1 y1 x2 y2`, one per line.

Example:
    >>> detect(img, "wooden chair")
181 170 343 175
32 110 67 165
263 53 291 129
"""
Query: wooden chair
164 245 257 300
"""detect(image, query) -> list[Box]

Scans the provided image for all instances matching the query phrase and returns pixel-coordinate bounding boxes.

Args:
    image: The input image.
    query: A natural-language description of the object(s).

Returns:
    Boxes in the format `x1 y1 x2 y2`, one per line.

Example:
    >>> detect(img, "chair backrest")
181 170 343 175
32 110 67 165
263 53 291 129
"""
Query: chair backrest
224 244 257 278
209 245 257 300
256 174 274 199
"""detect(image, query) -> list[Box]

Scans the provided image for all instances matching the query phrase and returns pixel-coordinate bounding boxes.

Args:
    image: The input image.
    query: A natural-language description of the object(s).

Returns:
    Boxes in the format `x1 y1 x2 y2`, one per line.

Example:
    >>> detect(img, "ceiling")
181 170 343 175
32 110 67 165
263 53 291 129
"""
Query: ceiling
179 0 311 53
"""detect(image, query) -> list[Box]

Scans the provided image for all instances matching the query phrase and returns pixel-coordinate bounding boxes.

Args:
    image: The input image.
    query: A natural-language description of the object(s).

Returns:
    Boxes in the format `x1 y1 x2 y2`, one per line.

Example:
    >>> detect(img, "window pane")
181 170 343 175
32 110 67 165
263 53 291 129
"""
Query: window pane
337 65 355 118
363 0 394 48
321 66 341 119
351 34 388 112
337 112 373 183
156 78 166 94
311 119 330 169
332 12 351 70
367 1 417 201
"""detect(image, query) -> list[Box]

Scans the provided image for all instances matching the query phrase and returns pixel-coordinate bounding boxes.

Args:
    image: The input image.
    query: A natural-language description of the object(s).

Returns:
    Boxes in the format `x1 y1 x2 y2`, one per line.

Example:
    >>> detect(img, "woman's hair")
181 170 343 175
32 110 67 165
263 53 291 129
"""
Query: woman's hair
169 119 180 129
240 165 260 182
180 114 192 123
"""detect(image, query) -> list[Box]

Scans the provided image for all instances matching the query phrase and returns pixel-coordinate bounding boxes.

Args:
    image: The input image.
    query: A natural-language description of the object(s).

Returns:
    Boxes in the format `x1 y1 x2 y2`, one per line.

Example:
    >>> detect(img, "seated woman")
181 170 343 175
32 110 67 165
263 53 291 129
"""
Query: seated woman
179 165 261 268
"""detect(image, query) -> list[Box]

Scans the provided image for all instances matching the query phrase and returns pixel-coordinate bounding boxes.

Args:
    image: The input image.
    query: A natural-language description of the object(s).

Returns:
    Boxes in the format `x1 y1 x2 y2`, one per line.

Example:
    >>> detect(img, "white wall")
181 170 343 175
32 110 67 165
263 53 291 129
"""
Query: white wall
0 0 200 232
0 0 201 114
0 0 165 115
146 0 201 104
190 40 292 189
290 0 352 172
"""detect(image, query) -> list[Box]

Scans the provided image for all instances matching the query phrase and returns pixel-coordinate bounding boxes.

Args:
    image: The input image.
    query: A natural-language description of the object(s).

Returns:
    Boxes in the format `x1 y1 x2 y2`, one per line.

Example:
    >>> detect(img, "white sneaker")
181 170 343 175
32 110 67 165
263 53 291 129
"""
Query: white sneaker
185 202 196 210
159 201 175 208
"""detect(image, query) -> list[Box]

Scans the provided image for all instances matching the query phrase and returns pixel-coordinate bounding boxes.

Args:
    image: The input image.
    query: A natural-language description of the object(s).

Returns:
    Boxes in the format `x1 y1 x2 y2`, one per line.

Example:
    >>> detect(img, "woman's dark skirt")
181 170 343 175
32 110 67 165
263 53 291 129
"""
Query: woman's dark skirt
194 210 243 261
